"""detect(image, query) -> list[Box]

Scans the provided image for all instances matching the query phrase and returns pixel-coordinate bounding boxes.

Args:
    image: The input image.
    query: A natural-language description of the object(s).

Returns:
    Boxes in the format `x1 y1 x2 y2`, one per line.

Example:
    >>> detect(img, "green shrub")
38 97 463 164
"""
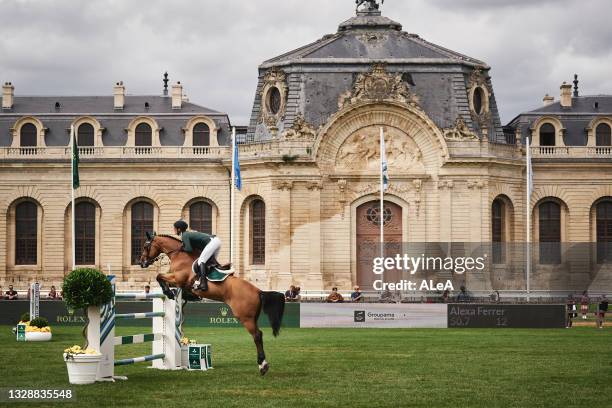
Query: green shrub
29 317 49 328
20 312 30 322
62 268 113 311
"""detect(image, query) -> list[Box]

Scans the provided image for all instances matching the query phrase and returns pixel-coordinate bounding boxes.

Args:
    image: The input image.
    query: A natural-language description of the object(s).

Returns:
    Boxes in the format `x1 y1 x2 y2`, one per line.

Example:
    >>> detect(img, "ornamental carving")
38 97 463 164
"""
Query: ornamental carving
443 117 479 141
282 115 317 140
335 126 424 173
259 68 288 131
467 68 492 129
338 64 419 110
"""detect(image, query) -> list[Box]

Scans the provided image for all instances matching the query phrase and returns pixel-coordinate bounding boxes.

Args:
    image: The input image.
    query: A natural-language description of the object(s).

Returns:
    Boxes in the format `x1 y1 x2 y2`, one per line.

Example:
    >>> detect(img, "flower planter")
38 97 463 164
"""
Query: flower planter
64 353 102 385
25 331 52 342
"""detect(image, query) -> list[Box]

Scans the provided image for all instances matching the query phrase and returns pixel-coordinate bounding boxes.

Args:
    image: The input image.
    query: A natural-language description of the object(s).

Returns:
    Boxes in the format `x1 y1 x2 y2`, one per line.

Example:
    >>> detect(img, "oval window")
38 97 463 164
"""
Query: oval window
473 87 485 114
267 87 281 115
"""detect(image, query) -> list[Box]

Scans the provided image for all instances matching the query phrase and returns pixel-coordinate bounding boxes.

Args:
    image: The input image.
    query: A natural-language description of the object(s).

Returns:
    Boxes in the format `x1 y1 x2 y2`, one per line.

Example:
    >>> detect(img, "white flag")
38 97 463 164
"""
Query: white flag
527 136 533 198
381 129 389 192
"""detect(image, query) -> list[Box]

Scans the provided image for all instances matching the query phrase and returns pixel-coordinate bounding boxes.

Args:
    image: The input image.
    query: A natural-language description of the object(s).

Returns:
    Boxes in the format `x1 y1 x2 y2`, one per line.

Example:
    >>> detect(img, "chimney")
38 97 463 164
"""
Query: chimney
2 82 14 109
560 82 572 108
543 94 554 106
171 82 183 109
113 81 125 110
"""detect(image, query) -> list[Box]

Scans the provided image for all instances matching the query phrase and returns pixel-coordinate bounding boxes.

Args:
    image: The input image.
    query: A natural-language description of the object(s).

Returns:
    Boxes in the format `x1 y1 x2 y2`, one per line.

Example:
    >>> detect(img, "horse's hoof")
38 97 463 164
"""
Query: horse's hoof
165 291 175 300
259 360 269 376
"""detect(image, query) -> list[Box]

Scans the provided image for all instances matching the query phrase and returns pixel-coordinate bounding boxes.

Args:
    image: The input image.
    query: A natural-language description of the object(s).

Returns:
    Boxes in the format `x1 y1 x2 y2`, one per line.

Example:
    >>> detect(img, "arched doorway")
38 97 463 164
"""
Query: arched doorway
356 200 403 289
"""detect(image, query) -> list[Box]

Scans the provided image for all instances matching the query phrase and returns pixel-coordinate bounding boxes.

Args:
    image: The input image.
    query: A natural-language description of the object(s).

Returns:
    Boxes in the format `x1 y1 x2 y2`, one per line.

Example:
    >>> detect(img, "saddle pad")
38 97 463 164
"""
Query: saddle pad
192 261 234 282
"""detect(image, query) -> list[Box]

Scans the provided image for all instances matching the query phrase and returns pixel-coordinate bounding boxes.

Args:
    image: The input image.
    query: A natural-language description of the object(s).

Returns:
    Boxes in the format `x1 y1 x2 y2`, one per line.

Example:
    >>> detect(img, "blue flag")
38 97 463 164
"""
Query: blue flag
381 130 389 191
233 134 242 191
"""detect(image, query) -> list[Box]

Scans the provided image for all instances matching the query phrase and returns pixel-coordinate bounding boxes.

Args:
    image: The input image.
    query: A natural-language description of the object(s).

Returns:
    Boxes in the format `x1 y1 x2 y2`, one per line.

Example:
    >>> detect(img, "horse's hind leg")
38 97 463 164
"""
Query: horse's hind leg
242 318 268 376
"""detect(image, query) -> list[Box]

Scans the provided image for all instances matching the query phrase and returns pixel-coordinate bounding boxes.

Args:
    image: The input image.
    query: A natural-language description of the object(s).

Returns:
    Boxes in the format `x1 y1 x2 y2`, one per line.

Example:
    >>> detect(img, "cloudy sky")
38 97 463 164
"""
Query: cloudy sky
1 0 610 124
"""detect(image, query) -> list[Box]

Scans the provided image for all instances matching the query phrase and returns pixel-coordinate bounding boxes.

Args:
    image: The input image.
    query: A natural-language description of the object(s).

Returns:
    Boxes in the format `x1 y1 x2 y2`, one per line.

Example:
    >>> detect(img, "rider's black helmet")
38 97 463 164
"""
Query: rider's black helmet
173 220 188 233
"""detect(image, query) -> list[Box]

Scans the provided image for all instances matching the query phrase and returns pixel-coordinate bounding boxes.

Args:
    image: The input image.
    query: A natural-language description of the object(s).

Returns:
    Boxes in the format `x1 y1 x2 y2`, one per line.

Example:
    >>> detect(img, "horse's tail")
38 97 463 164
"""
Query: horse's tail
260 291 285 337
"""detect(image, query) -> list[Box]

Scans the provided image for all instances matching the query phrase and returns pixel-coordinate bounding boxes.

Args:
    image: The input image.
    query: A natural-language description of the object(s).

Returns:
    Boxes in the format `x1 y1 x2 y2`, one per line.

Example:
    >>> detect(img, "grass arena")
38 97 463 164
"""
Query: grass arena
3 320 611 407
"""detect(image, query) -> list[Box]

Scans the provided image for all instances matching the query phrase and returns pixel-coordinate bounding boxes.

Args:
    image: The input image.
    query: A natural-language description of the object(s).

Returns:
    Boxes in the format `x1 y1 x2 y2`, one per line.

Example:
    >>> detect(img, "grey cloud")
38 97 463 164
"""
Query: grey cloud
0 0 610 124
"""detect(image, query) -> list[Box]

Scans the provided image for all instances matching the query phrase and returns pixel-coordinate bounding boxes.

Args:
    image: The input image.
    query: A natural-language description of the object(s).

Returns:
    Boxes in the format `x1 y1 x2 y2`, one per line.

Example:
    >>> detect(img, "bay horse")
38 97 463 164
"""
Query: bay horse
138 232 285 375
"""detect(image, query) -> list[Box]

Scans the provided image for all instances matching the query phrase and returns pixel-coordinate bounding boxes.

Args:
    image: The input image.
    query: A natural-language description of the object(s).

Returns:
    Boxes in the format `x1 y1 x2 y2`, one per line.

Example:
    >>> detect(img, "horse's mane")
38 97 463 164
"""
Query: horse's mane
156 234 182 243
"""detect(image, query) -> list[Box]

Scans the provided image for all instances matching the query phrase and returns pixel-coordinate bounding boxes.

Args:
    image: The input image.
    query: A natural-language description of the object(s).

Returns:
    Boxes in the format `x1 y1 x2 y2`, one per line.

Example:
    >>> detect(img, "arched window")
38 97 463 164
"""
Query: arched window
190 201 212 234
267 87 281 115
596 200 612 264
250 199 265 265
15 201 37 265
492 199 505 264
193 123 210 147
539 201 561 264
539 123 556 147
78 123 95 147
75 202 96 265
20 123 37 147
135 123 152 146
596 123 612 147
131 202 154 265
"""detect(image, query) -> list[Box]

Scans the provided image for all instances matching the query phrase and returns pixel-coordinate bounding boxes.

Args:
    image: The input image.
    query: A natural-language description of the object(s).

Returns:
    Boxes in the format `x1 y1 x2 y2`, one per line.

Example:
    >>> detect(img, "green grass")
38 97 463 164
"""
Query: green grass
1 325 611 408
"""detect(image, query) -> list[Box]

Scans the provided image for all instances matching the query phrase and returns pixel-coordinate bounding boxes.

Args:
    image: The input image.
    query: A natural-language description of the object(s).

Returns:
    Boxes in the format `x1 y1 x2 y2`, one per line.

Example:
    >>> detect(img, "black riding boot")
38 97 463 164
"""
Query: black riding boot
196 263 209 291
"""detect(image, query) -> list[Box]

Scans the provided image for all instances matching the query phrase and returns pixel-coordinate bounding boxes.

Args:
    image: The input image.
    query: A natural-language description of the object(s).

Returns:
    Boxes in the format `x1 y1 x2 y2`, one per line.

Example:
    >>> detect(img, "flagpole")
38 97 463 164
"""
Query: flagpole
526 136 531 300
230 127 236 266
71 125 76 269
380 127 384 277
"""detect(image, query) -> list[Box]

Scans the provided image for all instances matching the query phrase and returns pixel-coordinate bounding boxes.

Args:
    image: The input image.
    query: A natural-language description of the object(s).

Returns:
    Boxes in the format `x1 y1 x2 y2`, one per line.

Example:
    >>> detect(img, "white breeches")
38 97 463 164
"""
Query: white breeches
197 236 221 266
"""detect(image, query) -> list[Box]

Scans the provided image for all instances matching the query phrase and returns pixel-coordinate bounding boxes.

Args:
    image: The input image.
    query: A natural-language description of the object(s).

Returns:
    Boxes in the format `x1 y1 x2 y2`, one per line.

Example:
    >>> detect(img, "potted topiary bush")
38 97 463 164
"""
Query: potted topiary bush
62 268 113 384
25 317 52 341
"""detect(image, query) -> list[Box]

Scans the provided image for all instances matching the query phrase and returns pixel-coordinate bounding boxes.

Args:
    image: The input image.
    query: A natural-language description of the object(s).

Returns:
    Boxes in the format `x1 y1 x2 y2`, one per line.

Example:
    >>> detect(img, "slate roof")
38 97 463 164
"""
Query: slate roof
0 96 231 147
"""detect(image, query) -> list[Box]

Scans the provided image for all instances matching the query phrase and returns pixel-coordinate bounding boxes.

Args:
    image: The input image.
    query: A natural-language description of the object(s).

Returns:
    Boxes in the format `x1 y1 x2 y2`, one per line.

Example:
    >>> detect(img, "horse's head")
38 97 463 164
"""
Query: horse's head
139 231 161 268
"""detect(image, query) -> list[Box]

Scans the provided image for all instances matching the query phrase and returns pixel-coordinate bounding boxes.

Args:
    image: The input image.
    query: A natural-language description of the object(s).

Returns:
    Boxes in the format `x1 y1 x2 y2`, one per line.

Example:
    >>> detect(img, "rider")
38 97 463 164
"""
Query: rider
173 220 220 292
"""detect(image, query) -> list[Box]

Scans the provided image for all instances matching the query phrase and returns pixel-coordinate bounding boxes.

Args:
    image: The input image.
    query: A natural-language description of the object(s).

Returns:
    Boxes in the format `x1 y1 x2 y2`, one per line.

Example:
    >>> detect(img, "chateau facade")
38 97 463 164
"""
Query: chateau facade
1 3 611 292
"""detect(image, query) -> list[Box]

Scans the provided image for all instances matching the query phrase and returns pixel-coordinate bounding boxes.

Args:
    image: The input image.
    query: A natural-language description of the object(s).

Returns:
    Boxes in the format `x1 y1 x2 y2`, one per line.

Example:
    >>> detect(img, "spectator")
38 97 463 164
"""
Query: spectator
456 285 469 303
285 285 298 302
144 285 151 295
597 295 608 329
47 285 60 300
294 286 302 302
326 287 344 303
351 286 363 303
442 289 450 303
580 291 590 320
566 295 577 328
379 289 396 303
5 285 18 300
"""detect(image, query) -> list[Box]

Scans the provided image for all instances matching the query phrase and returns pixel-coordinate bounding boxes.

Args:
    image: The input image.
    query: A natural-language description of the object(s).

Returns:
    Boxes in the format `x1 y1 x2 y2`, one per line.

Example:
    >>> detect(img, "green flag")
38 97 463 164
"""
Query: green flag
71 127 79 189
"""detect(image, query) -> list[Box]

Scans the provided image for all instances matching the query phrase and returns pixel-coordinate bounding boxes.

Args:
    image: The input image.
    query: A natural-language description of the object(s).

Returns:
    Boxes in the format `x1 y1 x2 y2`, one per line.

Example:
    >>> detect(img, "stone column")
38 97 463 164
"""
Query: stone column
306 181 324 290
275 181 293 289
438 180 453 242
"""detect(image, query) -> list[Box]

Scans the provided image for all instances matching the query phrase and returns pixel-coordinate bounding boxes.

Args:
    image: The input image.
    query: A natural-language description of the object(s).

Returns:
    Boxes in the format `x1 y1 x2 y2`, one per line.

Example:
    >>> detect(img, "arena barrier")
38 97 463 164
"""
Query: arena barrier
87 275 183 381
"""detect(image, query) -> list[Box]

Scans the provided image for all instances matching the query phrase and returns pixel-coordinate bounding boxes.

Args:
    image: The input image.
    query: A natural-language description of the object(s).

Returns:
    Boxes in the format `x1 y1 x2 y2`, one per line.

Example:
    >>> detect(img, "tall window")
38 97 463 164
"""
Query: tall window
75 202 95 265
193 123 210 147
539 123 556 147
15 201 37 265
539 201 561 264
20 123 37 147
78 123 95 147
596 123 612 146
190 201 212 234
597 200 612 264
492 199 505 264
250 199 265 265
131 202 154 265
135 123 152 146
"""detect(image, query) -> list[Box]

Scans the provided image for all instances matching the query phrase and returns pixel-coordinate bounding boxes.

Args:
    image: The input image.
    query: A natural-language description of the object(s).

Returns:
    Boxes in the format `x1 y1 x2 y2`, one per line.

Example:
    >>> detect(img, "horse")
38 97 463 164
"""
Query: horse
138 232 285 375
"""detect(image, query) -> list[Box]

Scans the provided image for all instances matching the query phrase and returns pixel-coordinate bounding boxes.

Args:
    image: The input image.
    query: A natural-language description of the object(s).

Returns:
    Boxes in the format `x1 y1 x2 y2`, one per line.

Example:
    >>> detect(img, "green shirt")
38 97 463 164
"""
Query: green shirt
181 231 213 253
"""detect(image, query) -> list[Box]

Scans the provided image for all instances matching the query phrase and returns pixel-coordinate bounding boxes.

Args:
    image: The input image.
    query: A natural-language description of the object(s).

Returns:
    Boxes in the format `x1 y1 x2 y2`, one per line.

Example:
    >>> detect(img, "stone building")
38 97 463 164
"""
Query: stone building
0 2 610 293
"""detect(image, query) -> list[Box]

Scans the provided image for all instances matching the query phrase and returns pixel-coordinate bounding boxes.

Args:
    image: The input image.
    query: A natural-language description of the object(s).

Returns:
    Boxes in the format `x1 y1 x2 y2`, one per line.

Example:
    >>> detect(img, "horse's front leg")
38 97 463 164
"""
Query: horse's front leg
156 273 177 300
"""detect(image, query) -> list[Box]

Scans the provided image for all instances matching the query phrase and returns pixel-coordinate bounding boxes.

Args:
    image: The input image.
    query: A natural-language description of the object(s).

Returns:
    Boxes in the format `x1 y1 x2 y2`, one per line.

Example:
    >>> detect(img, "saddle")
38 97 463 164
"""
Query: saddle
191 256 234 282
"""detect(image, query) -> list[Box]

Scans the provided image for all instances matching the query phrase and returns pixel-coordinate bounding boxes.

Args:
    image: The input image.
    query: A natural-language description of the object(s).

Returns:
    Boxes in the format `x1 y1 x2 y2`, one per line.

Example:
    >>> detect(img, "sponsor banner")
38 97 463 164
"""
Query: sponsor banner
0 300 301 328
300 303 447 328
447 304 566 328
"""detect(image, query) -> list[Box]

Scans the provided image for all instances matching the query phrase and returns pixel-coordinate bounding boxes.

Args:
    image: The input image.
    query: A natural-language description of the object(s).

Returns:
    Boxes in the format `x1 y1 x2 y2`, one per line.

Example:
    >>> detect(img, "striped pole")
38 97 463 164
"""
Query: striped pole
114 333 161 346
115 312 165 319
114 354 165 366
115 293 166 300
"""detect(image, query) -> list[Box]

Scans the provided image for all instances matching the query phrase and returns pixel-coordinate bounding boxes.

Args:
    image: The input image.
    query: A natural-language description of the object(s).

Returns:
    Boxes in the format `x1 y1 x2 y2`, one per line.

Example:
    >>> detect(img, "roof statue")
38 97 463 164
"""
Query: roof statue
356 0 384 13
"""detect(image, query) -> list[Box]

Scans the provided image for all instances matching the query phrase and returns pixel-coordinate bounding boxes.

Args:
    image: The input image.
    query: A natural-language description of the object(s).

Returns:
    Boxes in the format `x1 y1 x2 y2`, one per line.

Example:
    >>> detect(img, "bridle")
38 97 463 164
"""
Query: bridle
141 238 181 268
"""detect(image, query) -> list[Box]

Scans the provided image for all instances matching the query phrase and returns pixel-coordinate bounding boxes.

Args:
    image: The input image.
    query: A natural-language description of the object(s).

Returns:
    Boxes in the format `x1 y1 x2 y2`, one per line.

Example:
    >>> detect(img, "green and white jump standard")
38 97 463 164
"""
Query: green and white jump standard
87 275 183 381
